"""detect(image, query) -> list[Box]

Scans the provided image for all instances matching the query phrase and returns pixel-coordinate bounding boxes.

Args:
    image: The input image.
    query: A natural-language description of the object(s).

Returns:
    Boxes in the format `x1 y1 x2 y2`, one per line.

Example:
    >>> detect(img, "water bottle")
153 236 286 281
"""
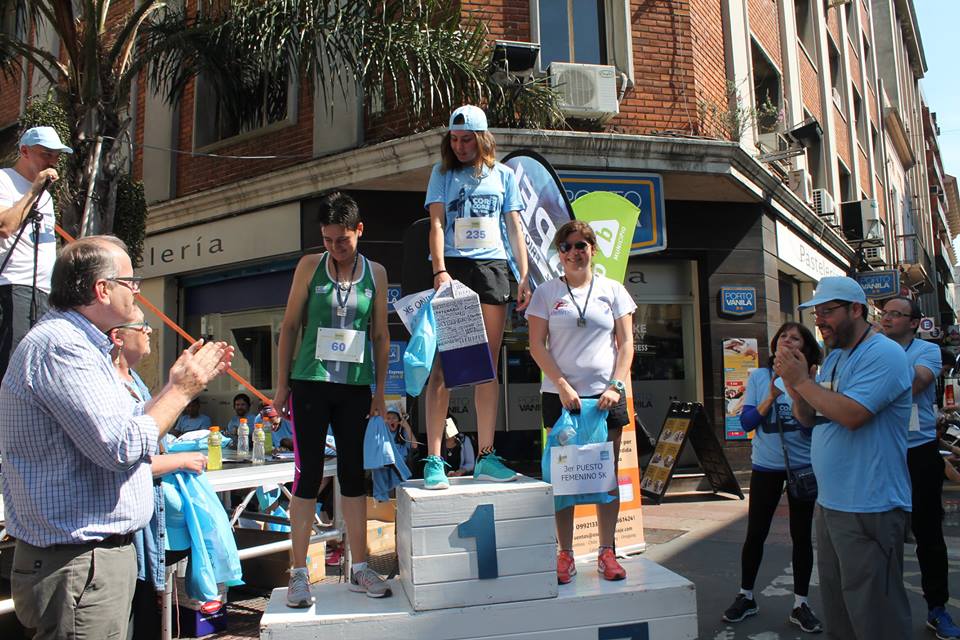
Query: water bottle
252 423 266 465
556 425 577 446
207 426 223 470
236 418 250 460
260 405 277 455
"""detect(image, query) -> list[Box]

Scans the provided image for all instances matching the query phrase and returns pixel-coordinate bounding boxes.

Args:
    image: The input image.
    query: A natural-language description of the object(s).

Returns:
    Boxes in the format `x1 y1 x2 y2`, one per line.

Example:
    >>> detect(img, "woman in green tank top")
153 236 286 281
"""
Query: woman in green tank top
273 192 393 602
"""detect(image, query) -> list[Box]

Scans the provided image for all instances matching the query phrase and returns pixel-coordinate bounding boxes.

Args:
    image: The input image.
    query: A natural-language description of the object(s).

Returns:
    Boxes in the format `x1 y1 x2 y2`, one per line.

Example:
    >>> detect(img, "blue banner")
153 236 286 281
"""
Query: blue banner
385 340 407 397
557 171 667 256
502 150 575 289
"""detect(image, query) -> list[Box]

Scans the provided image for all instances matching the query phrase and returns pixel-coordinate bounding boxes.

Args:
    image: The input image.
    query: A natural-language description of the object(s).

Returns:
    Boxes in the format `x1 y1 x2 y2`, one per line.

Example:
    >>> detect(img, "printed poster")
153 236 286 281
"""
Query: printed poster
723 338 759 440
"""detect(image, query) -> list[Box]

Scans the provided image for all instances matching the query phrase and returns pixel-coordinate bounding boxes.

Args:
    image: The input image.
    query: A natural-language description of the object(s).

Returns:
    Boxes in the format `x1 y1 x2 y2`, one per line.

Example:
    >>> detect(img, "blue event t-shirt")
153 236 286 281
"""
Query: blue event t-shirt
423 161 523 261
742 367 812 470
174 413 212 434
226 412 259 437
812 332 912 513
905 338 942 448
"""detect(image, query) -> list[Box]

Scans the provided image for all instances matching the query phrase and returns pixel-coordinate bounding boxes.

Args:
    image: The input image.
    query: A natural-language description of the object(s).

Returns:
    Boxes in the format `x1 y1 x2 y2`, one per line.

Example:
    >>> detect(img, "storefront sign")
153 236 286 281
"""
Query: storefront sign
720 287 757 316
722 338 759 440
558 170 667 256
775 221 846 281
140 203 300 278
854 270 899 298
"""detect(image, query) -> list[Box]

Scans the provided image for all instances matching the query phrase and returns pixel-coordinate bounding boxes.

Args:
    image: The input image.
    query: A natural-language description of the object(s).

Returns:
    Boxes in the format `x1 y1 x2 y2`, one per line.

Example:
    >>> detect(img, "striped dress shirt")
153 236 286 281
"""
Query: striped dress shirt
0 309 159 547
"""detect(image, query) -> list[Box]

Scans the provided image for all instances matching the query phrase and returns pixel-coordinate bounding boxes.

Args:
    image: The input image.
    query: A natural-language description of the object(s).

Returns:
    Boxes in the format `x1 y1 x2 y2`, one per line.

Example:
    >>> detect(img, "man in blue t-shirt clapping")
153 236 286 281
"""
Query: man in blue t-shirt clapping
775 276 912 640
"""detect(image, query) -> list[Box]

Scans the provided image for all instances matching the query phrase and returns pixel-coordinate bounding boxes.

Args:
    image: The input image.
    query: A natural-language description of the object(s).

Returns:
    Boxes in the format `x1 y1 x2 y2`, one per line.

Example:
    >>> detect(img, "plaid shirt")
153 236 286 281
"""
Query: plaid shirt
0 309 159 547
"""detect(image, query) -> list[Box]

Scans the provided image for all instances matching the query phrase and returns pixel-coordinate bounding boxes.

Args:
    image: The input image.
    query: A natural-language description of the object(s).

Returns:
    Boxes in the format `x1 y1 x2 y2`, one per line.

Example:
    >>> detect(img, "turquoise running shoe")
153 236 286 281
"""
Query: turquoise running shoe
474 451 518 482
423 455 450 490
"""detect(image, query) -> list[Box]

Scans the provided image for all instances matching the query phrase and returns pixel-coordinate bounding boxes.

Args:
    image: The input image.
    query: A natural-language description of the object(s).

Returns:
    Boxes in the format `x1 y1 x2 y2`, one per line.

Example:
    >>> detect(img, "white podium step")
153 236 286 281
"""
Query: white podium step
397 476 558 610
260 556 697 639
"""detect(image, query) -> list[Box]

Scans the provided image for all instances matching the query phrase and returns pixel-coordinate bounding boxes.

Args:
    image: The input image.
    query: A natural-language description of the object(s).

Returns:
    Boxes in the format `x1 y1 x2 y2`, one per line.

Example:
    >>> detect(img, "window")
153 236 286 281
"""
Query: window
537 0 607 68
838 163 852 201
852 89 867 148
804 109 826 188
829 41 844 115
751 40 782 133
0 2 24 40
845 2 858 41
862 35 874 89
779 273 801 324
795 0 816 56
194 70 296 148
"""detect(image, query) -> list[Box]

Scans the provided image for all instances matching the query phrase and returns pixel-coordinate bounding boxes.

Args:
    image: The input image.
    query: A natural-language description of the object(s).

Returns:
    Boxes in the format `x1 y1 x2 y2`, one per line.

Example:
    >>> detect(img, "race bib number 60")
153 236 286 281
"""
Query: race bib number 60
315 328 365 363
454 217 498 249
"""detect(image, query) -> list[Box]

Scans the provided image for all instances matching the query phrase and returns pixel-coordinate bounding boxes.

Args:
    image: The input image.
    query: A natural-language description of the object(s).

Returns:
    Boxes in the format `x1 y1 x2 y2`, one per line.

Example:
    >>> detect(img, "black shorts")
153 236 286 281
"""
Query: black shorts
541 392 630 434
445 257 511 305
289 379 370 498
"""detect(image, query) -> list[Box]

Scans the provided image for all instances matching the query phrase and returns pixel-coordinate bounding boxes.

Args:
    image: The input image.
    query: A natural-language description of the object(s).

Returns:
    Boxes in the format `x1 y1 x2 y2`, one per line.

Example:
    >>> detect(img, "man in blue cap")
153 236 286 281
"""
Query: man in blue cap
0 126 73 380
775 275 912 639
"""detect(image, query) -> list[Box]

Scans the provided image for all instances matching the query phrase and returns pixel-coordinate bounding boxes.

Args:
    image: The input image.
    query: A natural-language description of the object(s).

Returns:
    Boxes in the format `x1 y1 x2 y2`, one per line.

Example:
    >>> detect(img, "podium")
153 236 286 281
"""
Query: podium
260 477 699 638
397 477 557 610
260 557 697 639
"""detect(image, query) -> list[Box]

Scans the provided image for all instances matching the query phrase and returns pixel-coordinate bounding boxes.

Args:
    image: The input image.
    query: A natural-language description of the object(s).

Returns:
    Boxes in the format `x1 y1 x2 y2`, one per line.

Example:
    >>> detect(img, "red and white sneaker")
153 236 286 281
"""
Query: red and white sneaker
597 547 626 581
557 550 577 584
325 547 343 567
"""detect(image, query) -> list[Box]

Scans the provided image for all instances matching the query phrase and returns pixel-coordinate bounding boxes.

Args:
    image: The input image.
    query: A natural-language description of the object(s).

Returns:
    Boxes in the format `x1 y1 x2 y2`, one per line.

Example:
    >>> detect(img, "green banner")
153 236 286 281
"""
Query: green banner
570 191 640 284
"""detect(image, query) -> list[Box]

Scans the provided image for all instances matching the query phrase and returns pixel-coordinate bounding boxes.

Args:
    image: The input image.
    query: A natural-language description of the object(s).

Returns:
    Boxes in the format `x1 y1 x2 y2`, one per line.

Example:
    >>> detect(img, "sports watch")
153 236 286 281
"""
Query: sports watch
608 379 625 395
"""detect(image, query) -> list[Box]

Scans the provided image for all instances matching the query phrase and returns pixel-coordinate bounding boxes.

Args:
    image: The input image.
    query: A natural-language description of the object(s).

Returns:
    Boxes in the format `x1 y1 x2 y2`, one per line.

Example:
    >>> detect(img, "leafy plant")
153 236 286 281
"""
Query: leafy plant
697 80 783 142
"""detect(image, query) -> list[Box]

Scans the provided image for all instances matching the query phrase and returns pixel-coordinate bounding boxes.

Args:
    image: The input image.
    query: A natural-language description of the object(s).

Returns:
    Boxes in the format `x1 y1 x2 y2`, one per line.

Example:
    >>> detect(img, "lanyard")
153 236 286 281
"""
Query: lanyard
829 325 873 392
333 252 359 316
563 274 595 328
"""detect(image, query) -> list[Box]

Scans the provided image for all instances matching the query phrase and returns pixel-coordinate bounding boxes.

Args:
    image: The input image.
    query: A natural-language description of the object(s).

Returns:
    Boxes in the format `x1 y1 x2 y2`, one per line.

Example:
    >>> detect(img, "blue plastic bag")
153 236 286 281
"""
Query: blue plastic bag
166 430 232 452
403 303 437 397
541 399 616 511
363 415 411 500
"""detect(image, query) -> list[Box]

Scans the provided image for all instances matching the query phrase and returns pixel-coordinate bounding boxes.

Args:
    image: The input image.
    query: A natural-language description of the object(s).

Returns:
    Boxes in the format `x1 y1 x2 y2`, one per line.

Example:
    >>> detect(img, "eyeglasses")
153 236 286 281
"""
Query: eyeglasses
880 310 917 320
110 321 151 334
810 302 850 319
558 240 590 253
107 276 142 293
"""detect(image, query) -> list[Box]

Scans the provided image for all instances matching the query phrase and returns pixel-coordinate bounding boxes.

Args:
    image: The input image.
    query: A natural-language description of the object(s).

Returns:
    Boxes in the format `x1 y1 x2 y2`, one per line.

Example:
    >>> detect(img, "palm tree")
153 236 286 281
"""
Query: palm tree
0 0 496 237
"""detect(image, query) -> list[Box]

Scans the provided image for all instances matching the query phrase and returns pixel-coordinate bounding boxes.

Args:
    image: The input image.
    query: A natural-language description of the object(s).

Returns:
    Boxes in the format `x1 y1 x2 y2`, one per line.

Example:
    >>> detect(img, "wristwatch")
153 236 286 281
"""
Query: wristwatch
608 379 625 395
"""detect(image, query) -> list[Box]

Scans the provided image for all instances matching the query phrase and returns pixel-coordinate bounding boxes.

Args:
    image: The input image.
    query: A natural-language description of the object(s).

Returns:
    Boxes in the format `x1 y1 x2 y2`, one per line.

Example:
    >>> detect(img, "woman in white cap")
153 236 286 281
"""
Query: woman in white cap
421 105 530 489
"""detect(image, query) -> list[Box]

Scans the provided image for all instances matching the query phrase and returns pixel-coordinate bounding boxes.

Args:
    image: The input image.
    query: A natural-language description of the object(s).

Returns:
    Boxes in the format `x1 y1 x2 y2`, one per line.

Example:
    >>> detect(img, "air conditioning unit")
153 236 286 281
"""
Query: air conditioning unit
841 199 883 243
789 169 814 203
863 245 887 266
548 62 619 121
812 188 837 224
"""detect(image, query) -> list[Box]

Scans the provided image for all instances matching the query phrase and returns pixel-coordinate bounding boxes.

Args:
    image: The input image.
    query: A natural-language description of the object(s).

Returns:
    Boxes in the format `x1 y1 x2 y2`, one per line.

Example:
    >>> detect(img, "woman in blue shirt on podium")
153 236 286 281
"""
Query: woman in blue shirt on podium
722 322 823 633
421 105 530 490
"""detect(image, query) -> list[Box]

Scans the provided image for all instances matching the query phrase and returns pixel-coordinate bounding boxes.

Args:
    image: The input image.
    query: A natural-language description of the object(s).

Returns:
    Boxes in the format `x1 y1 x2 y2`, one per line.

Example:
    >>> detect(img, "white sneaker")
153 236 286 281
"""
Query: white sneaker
349 566 392 598
286 567 314 608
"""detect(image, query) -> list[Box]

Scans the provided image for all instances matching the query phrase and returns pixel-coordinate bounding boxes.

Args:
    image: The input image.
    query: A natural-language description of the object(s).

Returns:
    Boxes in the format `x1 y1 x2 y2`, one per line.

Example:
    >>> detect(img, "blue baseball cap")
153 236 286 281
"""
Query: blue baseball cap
449 105 488 132
19 126 73 154
798 276 867 309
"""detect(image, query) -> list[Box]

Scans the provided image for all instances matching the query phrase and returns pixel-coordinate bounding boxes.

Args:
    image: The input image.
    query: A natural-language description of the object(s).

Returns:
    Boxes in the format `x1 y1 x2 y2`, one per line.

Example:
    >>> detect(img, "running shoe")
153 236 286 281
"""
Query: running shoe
597 547 626 581
722 593 758 623
286 567 314 608
557 550 577 585
349 566 393 598
927 606 960 640
423 455 450 490
789 603 823 633
473 451 518 482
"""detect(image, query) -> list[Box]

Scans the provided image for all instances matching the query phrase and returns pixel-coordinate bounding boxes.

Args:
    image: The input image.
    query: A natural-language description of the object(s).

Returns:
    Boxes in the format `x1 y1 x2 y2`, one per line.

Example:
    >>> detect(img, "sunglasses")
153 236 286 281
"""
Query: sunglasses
558 240 590 253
